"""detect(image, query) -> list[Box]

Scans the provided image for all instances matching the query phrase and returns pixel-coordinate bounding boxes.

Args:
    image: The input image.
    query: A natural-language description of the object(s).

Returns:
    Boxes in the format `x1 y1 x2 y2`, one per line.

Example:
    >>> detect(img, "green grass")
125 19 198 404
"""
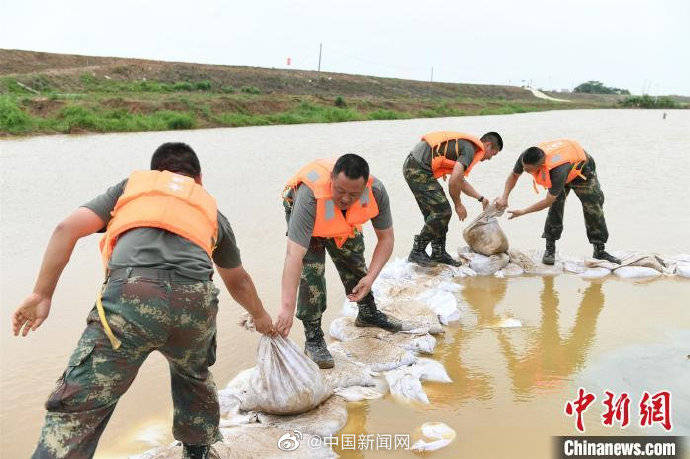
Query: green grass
2 82 663 136
0 96 34 133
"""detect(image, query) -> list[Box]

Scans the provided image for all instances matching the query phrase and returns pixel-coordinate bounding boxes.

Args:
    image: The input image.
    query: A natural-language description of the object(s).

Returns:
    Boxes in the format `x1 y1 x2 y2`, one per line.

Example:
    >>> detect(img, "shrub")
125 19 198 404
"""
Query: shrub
241 86 261 94
172 82 193 91
195 80 212 91
0 96 33 133
334 96 346 107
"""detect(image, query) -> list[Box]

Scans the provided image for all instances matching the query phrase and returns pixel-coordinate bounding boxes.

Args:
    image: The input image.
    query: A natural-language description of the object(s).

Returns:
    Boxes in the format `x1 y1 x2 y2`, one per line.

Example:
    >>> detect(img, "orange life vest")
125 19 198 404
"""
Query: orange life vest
530 139 588 193
285 159 379 248
99 170 218 267
421 131 485 179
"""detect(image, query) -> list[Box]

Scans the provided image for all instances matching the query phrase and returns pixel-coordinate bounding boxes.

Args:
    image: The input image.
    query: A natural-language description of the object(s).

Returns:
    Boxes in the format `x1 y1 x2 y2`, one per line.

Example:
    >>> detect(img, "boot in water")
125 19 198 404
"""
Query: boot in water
430 236 461 266
355 301 402 332
408 234 436 267
303 319 334 369
593 244 621 264
542 239 556 265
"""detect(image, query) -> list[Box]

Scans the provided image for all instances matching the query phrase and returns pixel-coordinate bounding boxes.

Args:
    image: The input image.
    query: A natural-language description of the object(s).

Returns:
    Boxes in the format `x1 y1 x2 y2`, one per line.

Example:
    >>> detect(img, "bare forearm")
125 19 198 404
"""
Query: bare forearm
33 225 79 298
448 177 463 206
461 180 482 200
521 197 554 215
227 273 265 317
280 251 303 313
368 234 394 280
502 173 519 199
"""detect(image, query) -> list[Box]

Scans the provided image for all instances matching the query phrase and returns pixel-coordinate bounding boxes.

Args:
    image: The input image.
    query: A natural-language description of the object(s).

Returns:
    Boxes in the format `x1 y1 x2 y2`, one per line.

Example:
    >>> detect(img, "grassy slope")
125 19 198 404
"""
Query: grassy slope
0 49 640 136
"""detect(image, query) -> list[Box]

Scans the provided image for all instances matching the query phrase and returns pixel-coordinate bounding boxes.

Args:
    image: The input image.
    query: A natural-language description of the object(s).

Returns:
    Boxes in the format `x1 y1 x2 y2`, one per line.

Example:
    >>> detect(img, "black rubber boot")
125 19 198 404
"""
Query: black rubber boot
430 236 461 266
408 234 436 267
593 244 621 264
542 239 556 265
355 301 402 332
303 319 334 369
183 445 212 459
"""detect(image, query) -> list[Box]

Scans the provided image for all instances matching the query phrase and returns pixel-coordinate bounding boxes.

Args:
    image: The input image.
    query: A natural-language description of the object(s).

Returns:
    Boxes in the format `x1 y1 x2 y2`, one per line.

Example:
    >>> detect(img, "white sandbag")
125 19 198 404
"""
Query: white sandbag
256 395 348 438
218 368 253 417
463 203 509 255
508 249 536 272
329 338 416 372
322 348 378 390
580 267 611 279
328 317 437 354
563 260 586 274
379 300 445 335
411 358 452 383
242 336 331 415
334 385 385 402
614 266 662 279
411 422 457 452
498 262 525 277
414 289 461 324
385 369 429 404
676 263 690 278
467 252 510 275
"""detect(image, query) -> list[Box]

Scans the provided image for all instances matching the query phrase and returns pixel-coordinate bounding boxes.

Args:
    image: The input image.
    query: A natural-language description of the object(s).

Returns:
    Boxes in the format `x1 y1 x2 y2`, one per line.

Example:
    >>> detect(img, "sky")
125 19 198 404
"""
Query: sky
1 0 689 95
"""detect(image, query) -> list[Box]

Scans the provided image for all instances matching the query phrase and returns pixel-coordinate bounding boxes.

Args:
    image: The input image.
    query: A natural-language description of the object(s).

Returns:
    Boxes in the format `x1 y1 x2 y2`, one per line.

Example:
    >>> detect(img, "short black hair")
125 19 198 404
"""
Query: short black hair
150 142 201 177
480 131 503 151
521 146 545 165
332 153 369 182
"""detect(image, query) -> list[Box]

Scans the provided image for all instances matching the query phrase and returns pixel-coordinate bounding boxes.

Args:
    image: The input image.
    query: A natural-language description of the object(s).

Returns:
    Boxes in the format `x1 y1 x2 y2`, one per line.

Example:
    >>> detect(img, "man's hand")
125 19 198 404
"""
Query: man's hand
481 197 490 210
347 274 374 303
455 203 468 221
252 310 276 336
12 293 51 336
507 208 526 220
495 197 508 211
274 306 295 338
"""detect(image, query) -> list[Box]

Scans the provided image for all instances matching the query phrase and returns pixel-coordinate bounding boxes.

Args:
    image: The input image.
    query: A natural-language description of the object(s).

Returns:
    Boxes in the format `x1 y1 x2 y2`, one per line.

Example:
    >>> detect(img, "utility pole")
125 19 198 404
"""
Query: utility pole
318 43 322 72
430 67 434 83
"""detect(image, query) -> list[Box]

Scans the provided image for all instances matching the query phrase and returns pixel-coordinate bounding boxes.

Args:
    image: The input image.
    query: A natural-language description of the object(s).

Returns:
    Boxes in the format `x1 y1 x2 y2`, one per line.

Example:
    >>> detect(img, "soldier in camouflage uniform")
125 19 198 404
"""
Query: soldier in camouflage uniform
403 132 503 267
11 143 274 459
496 141 620 265
275 154 400 368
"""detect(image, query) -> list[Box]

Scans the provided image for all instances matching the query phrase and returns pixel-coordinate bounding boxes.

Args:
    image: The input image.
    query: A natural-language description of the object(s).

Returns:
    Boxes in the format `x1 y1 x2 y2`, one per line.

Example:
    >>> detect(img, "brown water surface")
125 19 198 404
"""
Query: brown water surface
1 109 688 457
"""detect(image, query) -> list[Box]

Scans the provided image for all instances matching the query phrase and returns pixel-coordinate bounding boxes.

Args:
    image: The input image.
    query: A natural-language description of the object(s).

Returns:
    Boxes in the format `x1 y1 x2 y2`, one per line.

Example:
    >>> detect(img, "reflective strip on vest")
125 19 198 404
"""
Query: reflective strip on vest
360 187 370 205
306 170 320 182
324 199 335 220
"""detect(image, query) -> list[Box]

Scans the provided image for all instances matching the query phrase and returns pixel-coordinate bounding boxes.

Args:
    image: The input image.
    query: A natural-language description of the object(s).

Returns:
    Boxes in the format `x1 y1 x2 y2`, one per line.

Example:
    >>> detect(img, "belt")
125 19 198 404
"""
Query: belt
107 267 211 282
96 267 212 350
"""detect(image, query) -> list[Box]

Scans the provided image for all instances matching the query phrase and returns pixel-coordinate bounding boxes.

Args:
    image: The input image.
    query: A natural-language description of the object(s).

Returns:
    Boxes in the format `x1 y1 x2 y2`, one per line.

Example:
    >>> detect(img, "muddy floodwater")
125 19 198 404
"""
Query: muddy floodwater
1 109 689 458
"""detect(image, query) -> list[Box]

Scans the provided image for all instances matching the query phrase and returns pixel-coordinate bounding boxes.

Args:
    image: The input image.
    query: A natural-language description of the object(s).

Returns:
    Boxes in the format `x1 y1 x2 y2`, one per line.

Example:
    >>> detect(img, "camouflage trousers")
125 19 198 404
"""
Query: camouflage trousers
543 157 609 245
283 202 374 324
33 268 222 459
403 154 452 241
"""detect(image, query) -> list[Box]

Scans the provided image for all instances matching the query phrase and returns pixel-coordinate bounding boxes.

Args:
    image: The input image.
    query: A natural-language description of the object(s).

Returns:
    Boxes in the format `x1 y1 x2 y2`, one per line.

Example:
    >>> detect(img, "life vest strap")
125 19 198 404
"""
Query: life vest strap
95 282 121 350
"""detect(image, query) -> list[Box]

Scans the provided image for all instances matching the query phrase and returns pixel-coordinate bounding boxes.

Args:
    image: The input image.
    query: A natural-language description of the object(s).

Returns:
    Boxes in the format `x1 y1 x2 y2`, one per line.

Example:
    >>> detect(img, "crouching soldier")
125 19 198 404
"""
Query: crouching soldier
275 154 400 368
496 139 620 265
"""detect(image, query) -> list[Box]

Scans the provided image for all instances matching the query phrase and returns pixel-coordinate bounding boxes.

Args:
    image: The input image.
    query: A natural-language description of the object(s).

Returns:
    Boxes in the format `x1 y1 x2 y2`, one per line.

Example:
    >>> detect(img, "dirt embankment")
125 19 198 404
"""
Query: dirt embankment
1 49 575 101
0 49 633 136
